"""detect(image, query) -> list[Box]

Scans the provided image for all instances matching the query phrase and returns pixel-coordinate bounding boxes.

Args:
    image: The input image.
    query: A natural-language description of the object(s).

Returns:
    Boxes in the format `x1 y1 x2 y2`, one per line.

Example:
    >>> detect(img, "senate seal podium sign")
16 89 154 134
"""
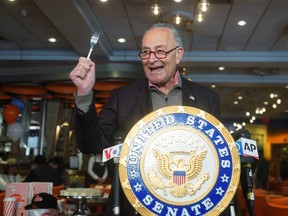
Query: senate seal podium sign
119 106 240 216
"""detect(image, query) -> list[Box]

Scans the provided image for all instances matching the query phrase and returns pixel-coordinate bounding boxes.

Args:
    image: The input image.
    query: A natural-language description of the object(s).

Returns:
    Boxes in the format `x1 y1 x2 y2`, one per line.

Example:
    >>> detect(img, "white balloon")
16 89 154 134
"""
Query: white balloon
7 122 24 142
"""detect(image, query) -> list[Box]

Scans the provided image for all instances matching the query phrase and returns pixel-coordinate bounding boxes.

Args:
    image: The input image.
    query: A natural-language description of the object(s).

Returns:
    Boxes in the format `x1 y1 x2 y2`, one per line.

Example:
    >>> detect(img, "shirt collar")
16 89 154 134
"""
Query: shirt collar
148 70 180 91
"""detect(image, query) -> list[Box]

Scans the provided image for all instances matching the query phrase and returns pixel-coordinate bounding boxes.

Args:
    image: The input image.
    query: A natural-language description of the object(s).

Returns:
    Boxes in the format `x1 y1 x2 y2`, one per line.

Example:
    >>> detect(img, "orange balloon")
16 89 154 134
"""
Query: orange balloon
3 105 20 124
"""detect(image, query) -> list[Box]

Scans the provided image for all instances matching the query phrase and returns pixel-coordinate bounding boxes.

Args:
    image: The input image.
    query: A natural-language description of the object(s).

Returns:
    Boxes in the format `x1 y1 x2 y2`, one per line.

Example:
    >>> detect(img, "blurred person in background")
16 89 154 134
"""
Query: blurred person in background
31 154 47 170
0 158 24 184
0 157 7 191
24 156 66 187
87 153 108 185
0 176 7 191
279 152 288 181
255 149 270 189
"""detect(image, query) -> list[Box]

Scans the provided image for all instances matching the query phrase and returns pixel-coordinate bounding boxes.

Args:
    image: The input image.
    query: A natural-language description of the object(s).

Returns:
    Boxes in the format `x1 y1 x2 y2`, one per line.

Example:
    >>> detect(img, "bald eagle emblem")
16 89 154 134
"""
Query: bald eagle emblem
147 149 209 198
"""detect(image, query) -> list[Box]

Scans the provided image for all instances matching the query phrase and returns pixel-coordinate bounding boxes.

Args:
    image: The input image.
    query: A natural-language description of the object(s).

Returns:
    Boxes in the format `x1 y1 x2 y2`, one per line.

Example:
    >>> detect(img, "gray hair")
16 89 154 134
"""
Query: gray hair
146 23 183 47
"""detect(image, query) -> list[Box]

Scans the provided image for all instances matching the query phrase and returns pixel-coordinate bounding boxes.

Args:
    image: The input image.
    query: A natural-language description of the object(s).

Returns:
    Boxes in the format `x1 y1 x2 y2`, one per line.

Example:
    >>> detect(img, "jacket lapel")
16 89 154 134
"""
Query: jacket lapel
182 77 197 107
135 79 153 116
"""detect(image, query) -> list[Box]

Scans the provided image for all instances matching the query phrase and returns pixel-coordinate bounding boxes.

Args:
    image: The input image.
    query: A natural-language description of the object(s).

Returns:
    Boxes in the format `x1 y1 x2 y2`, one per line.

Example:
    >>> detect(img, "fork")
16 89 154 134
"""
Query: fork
87 31 101 59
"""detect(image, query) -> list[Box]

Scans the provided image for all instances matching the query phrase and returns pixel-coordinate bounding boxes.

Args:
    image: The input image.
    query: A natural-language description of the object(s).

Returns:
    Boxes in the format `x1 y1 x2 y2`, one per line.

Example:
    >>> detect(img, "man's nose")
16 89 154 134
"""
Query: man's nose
148 52 158 62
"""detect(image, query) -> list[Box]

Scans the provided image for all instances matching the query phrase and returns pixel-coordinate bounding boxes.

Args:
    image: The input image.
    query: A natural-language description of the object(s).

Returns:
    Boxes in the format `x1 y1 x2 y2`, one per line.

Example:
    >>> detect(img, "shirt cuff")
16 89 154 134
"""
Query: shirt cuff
74 92 93 113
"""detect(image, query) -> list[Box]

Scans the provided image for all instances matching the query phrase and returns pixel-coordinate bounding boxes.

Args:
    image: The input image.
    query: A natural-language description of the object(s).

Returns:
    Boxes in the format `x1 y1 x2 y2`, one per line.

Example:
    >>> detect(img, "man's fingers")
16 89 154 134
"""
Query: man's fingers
70 64 89 81
76 71 87 81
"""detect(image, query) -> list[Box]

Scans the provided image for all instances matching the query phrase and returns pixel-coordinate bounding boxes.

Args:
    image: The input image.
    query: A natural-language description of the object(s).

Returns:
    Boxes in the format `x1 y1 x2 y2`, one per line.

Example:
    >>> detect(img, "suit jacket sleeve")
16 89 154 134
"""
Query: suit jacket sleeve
73 80 152 154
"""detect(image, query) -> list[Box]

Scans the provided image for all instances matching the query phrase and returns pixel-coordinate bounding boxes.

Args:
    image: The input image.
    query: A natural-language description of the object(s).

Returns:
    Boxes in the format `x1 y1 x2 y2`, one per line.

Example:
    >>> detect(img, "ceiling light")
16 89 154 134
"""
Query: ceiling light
117 38 126 43
99 0 108 2
246 112 250 116
151 2 161 15
277 99 281 104
174 0 182 2
174 15 182 25
159 11 194 32
237 20 247 26
48 38 57 43
270 93 275 98
255 108 259 114
195 11 205 22
198 0 210 12
218 66 225 71
236 124 242 130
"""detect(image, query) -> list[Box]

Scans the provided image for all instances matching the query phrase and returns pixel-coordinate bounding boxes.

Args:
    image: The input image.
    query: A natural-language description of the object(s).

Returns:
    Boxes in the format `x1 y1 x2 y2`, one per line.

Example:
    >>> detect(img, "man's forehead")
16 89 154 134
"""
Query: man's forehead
142 29 174 48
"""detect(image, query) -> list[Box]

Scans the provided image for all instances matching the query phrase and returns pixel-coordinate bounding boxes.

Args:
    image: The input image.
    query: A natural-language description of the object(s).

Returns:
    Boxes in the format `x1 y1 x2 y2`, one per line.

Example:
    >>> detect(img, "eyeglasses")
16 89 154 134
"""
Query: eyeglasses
138 46 179 60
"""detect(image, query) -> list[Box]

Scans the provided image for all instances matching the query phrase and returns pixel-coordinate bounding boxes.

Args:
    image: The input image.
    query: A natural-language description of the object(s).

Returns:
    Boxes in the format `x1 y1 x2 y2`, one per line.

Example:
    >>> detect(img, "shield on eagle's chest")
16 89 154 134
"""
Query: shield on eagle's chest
173 169 186 185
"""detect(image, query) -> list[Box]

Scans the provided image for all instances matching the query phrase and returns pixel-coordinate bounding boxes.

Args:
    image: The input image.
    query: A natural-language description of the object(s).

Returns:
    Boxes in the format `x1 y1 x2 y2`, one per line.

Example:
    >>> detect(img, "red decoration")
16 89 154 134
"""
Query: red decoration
262 117 270 125
2 105 19 124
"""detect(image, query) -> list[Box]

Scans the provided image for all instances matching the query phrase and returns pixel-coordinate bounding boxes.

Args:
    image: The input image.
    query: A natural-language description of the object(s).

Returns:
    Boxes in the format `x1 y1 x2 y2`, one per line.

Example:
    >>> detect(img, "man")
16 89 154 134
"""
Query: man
24 156 65 187
31 155 47 170
25 192 58 216
70 23 221 215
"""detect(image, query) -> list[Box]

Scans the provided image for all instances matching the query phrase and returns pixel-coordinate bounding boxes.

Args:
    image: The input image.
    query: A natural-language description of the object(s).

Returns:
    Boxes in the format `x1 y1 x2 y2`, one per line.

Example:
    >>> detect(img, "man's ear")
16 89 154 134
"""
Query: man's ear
176 47 184 64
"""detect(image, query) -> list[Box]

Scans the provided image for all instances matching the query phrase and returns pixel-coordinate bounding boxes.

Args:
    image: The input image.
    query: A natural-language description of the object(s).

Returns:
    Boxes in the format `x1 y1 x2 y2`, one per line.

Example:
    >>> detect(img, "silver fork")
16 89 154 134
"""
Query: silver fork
87 31 101 59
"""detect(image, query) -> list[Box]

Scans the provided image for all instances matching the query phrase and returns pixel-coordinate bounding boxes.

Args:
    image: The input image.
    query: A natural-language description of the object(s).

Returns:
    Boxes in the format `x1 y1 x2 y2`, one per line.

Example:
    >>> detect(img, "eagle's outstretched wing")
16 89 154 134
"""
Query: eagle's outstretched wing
186 150 207 180
153 149 173 179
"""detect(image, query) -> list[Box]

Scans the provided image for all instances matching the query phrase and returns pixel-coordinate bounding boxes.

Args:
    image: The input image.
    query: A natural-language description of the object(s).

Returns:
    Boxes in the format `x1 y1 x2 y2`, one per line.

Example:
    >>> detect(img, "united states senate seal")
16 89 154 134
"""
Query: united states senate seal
119 106 240 216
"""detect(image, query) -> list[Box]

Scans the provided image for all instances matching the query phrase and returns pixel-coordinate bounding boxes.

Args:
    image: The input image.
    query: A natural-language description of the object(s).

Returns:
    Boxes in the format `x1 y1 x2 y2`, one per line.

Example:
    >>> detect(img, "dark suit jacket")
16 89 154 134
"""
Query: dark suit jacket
23 164 64 186
73 77 221 215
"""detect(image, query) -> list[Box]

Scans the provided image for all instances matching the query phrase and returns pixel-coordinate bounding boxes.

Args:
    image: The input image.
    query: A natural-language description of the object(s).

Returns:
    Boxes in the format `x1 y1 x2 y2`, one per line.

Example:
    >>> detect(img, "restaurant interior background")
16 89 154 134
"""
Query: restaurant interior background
0 0 287 181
